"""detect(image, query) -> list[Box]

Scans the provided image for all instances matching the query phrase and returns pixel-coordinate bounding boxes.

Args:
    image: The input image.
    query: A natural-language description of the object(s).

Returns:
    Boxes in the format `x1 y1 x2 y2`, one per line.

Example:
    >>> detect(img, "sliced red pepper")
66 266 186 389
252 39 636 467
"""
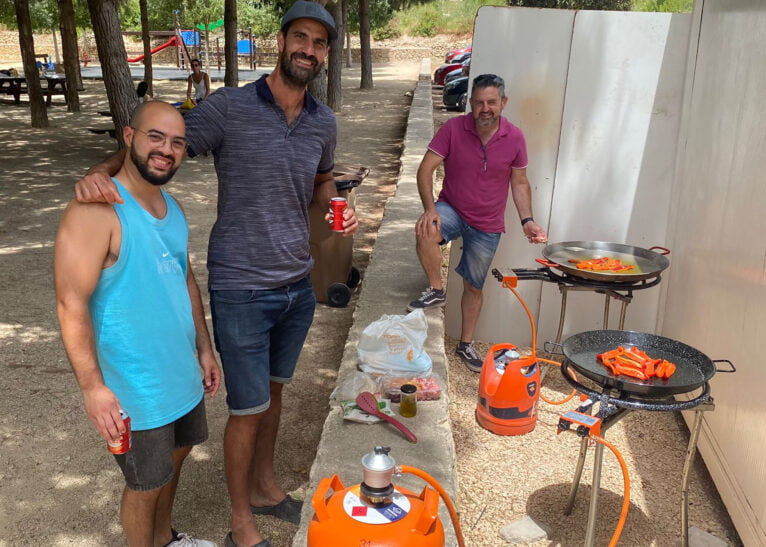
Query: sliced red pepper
615 365 646 380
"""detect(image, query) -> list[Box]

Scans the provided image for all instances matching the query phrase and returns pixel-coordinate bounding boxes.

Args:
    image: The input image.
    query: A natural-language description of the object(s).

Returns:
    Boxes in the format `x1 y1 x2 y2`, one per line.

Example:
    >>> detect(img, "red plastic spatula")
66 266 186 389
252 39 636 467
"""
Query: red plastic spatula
355 391 417 443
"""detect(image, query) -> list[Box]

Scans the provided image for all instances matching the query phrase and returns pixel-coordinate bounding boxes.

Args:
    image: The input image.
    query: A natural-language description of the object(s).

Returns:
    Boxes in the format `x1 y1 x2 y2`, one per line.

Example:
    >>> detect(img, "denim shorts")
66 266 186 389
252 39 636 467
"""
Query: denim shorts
436 201 501 290
113 399 208 491
210 276 316 415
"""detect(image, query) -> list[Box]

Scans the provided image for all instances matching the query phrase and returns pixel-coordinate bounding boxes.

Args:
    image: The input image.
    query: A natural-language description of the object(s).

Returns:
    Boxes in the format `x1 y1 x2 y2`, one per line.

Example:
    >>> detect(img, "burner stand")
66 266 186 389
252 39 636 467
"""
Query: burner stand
559 361 714 547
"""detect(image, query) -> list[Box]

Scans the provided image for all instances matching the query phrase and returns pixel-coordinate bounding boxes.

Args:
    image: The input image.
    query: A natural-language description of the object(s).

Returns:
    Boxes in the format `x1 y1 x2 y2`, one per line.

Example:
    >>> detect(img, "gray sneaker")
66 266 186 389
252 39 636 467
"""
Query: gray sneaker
167 532 217 547
455 342 483 372
407 287 446 311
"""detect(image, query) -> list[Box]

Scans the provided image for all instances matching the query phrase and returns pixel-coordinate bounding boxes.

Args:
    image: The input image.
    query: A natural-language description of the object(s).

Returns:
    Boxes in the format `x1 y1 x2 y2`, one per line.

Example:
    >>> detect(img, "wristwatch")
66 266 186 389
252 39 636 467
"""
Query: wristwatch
521 217 534 226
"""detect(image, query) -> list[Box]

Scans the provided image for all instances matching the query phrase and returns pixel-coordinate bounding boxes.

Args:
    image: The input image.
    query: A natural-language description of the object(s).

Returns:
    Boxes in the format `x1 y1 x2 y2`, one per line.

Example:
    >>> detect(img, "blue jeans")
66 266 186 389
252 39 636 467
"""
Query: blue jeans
436 201 501 289
210 277 316 415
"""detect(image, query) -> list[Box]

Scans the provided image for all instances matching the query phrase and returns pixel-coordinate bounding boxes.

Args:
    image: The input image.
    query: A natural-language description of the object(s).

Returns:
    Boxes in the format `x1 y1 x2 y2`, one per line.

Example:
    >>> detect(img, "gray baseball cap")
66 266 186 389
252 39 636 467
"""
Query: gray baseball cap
281 0 338 42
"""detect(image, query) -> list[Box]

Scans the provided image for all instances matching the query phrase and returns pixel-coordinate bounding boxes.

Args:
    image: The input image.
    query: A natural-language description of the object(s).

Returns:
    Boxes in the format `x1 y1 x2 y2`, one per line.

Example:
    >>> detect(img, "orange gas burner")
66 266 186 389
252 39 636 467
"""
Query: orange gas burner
308 475 445 546
308 447 465 547
476 343 540 435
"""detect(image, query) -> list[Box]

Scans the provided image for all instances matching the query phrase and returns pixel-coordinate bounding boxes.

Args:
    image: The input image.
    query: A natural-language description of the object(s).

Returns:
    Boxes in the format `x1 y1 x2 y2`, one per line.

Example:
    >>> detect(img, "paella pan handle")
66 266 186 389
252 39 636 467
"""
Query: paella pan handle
543 341 565 355
713 359 736 373
536 258 559 268
648 246 671 255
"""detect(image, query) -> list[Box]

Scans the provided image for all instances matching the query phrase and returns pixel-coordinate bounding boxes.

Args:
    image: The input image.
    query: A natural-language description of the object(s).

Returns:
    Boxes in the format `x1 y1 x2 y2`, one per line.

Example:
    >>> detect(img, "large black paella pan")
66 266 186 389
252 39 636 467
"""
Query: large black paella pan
562 330 735 398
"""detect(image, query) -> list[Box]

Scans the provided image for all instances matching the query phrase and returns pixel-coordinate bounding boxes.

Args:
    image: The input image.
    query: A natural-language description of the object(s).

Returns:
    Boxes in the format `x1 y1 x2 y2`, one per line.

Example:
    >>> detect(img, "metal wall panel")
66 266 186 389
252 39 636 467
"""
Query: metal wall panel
444 7 574 343
537 11 690 343
665 1 766 543
450 8 690 346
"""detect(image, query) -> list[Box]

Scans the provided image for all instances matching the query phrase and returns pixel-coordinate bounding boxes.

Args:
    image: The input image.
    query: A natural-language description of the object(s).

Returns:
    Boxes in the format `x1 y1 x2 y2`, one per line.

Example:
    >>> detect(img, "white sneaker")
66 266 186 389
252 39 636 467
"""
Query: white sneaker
167 532 217 547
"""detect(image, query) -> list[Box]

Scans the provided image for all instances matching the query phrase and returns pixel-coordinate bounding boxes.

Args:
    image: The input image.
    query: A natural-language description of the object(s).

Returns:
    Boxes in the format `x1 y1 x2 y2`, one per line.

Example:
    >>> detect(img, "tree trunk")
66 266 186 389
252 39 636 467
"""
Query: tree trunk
358 0 372 89
140 0 152 96
88 0 138 148
327 1 343 112
224 0 238 87
307 0 328 103
308 69 328 104
58 0 81 111
343 0 351 68
204 26 211 74
14 0 48 128
52 28 61 63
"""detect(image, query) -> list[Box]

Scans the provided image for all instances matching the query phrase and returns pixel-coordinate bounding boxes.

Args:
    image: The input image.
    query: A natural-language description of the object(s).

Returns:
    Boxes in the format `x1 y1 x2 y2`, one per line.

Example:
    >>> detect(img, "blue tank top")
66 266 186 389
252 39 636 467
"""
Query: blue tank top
89 179 203 430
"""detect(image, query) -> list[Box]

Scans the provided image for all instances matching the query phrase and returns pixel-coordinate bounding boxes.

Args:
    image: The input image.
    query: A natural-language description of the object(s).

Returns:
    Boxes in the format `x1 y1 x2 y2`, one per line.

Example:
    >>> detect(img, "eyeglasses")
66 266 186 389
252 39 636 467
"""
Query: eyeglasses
473 73 504 87
132 128 187 154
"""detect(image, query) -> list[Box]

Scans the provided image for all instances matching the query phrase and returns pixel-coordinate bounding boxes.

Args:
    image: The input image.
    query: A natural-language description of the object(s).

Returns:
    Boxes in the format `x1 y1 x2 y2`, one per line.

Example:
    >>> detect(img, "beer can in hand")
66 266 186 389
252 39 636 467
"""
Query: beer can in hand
330 197 347 232
107 410 131 455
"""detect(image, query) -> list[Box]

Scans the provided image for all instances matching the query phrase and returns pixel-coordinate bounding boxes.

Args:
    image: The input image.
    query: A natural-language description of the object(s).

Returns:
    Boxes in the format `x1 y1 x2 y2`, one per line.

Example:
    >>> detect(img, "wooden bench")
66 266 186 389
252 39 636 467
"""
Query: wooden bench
43 89 67 106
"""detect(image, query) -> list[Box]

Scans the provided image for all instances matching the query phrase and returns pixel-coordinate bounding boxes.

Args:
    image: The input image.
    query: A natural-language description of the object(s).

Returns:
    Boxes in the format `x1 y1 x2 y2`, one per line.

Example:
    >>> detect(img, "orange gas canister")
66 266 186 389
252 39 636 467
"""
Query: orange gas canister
308 475 445 546
476 343 540 435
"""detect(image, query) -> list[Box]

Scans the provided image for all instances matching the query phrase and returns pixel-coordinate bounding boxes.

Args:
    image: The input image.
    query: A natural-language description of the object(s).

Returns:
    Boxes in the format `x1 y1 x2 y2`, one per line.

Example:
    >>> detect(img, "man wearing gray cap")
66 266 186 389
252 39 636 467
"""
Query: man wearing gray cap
74 2 353 546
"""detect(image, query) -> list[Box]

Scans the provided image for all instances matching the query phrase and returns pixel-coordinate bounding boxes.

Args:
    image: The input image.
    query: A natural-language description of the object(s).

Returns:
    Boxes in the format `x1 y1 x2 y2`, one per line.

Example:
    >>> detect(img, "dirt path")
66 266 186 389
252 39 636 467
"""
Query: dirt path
0 61 418 546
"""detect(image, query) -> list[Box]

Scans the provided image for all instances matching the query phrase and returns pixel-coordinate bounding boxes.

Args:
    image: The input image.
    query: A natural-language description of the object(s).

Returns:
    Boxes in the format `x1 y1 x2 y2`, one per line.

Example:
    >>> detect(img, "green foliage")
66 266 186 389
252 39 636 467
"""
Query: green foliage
509 0 632 8
238 2 281 37
412 18 435 36
390 0 501 36
145 0 185 31
183 0 224 29
118 0 141 29
372 23 400 40
632 0 693 12
346 0 396 34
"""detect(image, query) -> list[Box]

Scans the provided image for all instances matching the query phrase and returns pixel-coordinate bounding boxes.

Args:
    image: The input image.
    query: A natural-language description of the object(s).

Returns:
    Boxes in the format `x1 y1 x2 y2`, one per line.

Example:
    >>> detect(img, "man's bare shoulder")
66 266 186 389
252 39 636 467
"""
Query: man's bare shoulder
58 199 118 233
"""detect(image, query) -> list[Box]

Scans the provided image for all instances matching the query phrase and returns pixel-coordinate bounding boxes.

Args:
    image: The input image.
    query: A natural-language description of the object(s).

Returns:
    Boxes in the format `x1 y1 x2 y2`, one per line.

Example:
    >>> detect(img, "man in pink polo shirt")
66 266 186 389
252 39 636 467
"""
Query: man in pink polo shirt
408 74 547 371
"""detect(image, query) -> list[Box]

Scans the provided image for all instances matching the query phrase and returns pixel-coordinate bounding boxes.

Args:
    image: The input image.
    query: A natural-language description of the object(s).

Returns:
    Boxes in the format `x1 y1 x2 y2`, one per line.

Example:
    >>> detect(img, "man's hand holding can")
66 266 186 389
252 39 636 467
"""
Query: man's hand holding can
325 197 359 236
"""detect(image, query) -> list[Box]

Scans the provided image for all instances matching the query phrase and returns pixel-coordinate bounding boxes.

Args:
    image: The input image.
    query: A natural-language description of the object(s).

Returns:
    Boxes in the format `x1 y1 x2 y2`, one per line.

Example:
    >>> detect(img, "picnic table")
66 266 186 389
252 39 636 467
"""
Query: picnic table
0 73 67 106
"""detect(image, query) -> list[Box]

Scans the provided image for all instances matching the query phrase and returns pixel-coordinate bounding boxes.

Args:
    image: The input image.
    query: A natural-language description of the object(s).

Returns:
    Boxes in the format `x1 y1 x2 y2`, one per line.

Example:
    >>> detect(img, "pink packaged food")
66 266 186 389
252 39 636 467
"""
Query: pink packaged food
382 375 442 402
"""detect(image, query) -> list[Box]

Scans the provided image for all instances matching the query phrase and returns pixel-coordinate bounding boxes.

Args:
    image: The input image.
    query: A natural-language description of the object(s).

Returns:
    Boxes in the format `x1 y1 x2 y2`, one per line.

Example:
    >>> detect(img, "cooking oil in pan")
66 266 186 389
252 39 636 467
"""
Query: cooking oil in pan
562 249 644 275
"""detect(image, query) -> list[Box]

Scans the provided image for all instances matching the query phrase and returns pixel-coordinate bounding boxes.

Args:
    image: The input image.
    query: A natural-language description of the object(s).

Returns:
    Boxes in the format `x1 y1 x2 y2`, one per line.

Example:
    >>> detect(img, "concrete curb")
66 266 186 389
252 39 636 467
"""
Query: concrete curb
293 59 460 546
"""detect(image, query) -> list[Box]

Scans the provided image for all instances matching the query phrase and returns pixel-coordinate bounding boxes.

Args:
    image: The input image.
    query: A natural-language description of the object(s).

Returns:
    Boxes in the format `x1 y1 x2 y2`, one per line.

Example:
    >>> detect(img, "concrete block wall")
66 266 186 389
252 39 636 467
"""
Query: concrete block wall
294 58 460 546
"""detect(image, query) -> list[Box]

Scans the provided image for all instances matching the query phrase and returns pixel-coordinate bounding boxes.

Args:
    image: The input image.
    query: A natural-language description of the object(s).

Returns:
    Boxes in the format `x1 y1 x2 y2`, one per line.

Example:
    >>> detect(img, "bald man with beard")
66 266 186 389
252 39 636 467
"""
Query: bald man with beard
55 101 221 547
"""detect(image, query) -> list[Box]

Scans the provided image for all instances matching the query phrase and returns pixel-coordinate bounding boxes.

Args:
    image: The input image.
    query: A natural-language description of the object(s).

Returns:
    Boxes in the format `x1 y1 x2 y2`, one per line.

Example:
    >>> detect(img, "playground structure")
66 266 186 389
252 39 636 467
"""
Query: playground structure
122 28 262 70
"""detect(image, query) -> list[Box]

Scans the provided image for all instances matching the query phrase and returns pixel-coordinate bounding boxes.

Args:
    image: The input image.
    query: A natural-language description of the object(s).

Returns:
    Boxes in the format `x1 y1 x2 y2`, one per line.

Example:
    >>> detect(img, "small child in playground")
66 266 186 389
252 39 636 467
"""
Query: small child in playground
186 59 210 104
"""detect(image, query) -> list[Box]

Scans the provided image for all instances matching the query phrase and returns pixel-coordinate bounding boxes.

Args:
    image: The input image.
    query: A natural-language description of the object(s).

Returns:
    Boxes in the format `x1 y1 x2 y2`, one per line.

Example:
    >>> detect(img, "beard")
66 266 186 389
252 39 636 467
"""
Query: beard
475 114 499 128
131 147 178 186
280 50 323 88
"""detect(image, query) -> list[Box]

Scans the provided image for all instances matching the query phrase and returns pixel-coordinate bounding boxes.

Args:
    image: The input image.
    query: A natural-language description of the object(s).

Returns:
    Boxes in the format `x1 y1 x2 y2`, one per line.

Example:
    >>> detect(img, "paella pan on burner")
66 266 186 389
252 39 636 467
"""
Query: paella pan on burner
542 241 670 282
562 330 734 398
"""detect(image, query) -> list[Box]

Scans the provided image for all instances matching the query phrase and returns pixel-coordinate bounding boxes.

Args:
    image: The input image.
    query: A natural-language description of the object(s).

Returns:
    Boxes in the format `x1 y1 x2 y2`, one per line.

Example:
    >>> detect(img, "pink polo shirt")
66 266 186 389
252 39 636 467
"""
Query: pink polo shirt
429 113 528 233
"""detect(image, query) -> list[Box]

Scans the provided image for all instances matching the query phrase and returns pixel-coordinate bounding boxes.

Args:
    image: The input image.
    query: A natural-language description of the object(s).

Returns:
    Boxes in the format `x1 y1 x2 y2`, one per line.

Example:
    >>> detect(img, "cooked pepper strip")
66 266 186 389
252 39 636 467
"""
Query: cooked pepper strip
571 257 635 272
597 346 676 381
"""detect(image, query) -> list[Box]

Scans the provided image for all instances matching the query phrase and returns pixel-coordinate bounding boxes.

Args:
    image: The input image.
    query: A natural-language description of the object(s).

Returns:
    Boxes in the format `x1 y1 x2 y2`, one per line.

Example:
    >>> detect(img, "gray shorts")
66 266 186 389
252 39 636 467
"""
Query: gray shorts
113 399 208 491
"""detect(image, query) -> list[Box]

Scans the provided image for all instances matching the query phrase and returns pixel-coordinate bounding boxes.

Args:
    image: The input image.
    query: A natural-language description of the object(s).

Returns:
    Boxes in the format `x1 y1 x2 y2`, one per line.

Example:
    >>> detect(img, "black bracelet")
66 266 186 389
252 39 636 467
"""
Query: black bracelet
521 217 534 226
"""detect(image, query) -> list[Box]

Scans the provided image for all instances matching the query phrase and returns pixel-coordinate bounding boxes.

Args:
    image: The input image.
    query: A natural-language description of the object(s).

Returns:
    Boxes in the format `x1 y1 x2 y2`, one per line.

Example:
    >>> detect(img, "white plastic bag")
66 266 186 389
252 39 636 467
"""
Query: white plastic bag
357 309 433 375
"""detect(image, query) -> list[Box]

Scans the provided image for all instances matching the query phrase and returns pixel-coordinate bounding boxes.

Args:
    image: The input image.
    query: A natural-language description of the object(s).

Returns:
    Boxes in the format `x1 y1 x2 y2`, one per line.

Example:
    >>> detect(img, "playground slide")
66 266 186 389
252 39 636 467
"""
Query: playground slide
127 36 178 63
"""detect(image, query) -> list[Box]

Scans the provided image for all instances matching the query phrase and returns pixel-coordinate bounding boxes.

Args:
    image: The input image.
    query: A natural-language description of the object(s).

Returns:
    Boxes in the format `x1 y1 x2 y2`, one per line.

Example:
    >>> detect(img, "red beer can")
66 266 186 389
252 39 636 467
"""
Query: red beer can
107 410 131 455
330 197 347 232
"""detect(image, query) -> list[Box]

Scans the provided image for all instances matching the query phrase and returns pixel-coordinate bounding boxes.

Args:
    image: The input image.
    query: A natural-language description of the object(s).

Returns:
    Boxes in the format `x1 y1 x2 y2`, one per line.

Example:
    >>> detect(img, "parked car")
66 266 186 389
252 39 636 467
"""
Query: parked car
451 51 471 64
443 76 469 110
445 44 472 63
444 57 471 85
433 62 463 86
